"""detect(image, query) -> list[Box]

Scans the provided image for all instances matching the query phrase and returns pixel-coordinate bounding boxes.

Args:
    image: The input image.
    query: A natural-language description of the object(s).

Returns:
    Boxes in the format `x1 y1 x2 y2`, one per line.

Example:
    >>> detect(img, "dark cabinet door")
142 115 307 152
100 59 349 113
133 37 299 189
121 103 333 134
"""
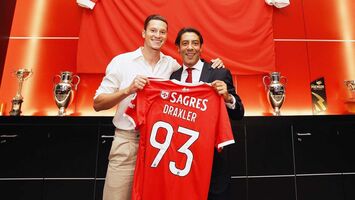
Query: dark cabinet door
228 121 247 200
343 174 355 200
43 124 98 200
338 124 355 200
0 180 43 200
338 124 355 173
43 180 95 200
246 119 294 176
0 124 46 200
248 177 296 200
293 122 341 174
246 118 295 200
228 178 247 200
0 125 46 178
95 125 115 200
296 175 344 200
293 120 343 200
228 121 246 176
44 124 98 177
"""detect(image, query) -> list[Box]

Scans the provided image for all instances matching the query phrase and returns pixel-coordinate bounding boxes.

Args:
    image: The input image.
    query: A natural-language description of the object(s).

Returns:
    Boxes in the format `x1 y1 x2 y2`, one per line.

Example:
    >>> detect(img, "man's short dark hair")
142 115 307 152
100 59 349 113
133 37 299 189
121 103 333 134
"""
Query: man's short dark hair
175 27 204 46
144 14 168 30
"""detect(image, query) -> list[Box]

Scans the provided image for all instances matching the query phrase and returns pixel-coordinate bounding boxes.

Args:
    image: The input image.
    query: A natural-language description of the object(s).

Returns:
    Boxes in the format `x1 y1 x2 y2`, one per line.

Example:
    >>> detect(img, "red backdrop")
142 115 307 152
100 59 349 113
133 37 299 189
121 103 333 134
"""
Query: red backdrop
77 0 275 75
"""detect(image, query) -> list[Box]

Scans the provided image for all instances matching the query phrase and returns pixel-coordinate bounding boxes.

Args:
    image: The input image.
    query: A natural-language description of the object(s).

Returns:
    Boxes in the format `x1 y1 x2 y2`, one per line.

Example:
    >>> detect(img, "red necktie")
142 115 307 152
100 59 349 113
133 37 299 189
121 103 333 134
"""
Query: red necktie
185 68 193 83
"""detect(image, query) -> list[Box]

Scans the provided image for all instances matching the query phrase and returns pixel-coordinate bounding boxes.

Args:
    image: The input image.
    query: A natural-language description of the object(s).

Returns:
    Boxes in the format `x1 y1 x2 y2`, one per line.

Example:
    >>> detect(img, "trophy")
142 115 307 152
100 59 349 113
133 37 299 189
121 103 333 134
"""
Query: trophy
344 80 355 100
9 69 33 116
263 72 287 116
53 71 80 116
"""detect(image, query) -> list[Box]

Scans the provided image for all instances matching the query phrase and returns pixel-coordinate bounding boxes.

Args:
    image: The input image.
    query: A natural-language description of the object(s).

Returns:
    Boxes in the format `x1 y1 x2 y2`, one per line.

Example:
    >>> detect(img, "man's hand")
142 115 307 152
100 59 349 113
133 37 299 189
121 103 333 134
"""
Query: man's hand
210 58 225 69
211 80 232 103
125 75 149 95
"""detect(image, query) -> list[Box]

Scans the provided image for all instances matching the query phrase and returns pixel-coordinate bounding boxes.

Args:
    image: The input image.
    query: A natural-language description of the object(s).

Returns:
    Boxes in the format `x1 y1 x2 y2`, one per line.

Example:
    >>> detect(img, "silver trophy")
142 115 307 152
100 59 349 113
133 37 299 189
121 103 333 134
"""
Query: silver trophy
53 71 80 116
344 80 355 100
9 69 33 116
263 72 287 116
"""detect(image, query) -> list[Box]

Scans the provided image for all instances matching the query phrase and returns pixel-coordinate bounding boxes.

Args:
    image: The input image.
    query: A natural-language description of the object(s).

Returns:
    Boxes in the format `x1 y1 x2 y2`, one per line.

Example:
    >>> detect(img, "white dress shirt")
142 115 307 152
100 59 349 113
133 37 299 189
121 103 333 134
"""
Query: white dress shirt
95 47 180 130
181 60 236 109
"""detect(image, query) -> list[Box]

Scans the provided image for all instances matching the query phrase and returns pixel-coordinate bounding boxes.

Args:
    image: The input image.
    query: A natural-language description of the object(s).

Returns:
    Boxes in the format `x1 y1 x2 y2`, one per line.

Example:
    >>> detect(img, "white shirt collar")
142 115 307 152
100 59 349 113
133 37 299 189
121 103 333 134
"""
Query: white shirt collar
182 59 203 72
132 47 167 61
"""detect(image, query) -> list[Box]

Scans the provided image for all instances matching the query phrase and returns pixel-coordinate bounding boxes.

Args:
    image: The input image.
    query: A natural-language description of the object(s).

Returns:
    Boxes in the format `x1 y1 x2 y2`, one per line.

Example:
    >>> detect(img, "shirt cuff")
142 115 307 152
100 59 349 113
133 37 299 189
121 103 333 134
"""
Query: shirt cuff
225 94 236 110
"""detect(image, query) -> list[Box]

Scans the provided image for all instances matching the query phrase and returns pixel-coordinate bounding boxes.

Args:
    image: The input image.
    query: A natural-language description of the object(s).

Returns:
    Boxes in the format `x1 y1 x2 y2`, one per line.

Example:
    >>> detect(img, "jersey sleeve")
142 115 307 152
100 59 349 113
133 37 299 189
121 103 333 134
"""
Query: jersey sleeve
124 92 146 130
215 96 235 151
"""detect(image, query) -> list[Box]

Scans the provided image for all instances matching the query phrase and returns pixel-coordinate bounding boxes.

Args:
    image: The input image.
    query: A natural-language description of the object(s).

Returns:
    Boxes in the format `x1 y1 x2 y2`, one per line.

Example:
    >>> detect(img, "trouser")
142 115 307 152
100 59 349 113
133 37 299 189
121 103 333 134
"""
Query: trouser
103 129 140 200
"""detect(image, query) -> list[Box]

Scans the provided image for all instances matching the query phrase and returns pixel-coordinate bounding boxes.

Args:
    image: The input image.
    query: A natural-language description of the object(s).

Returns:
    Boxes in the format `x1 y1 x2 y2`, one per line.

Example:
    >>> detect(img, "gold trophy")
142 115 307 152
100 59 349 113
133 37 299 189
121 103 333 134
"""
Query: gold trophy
53 71 80 116
263 72 287 116
9 69 33 116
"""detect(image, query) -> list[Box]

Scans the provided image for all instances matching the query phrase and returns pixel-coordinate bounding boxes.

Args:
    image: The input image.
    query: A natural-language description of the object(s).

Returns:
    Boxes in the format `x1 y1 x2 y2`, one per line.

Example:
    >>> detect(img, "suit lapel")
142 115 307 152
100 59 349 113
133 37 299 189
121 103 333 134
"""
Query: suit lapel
172 68 183 81
199 62 212 82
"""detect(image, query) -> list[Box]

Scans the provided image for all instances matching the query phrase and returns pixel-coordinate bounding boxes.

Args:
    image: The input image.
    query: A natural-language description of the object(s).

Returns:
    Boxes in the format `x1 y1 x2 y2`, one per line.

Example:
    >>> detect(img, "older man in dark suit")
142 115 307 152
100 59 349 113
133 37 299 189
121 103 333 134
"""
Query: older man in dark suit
170 27 244 200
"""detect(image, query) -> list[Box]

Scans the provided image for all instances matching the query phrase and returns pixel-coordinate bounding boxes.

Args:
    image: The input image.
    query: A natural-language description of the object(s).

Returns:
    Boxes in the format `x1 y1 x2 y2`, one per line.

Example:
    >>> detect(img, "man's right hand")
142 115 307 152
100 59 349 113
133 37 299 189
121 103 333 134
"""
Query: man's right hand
125 75 149 95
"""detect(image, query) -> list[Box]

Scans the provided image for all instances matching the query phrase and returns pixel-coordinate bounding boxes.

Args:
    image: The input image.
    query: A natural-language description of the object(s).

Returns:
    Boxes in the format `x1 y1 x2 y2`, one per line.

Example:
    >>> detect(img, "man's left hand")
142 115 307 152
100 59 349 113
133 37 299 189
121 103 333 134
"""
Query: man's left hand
211 80 232 103
210 58 225 69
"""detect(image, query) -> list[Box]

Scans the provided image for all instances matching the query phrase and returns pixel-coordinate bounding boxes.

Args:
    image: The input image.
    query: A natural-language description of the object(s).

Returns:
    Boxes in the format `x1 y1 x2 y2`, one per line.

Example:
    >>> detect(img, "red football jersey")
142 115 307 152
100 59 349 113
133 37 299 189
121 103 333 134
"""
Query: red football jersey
125 79 235 200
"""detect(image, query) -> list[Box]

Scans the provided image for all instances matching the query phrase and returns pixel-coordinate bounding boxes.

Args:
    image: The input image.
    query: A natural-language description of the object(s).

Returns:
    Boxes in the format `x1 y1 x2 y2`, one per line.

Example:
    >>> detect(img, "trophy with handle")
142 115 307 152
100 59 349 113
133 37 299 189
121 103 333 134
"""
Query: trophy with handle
53 71 80 116
344 80 355 100
263 72 287 116
9 68 33 116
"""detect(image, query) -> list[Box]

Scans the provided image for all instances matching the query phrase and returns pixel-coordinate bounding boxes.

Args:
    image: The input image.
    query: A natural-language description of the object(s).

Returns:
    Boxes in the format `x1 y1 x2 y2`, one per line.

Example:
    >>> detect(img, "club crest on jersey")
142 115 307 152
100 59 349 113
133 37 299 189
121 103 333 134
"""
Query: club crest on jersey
160 91 170 99
182 87 190 92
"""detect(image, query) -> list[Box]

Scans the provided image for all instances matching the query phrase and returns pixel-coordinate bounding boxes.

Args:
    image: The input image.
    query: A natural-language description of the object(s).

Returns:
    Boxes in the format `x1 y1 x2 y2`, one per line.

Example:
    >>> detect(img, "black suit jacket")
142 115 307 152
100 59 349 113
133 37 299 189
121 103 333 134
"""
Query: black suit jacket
170 61 244 200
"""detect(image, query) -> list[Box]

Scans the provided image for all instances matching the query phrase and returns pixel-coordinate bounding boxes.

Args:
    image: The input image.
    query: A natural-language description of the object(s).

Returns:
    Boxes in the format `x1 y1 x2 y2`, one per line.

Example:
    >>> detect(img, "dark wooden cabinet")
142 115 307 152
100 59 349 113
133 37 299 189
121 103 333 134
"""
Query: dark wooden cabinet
0 180 43 200
0 117 110 200
293 121 342 174
248 177 296 200
338 122 355 200
0 124 46 200
95 124 115 200
246 118 294 176
228 178 247 200
292 117 355 200
43 180 95 200
44 124 98 178
0 125 46 178
245 117 295 200
296 175 344 200
343 174 355 200
0 115 354 200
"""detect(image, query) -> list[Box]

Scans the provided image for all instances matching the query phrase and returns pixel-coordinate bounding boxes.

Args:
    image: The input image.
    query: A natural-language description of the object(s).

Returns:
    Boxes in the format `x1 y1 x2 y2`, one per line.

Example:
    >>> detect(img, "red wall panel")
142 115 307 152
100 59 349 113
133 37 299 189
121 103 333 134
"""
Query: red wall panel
273 0 306 38
303 0 355 39
10 0 81 36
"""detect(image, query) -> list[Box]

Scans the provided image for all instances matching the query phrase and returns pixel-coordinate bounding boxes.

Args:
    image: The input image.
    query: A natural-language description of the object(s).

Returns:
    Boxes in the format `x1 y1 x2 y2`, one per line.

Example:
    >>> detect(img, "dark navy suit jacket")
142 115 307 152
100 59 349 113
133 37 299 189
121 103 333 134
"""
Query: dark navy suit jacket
170 61 244 200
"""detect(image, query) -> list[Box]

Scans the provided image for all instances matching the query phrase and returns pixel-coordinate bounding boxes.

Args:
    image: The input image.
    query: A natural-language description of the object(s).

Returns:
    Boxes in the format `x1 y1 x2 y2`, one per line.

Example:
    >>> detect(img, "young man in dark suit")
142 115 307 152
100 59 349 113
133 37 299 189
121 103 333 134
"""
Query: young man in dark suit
170 27 244 200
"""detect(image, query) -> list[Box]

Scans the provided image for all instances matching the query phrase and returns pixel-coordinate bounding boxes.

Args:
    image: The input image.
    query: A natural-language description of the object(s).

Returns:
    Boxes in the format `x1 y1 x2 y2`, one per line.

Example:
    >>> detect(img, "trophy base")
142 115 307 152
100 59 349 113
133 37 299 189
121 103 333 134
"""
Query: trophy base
9 110 21 116
344 99 355 113
9 99 23 116
273 107 281 116
58 107 66 116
